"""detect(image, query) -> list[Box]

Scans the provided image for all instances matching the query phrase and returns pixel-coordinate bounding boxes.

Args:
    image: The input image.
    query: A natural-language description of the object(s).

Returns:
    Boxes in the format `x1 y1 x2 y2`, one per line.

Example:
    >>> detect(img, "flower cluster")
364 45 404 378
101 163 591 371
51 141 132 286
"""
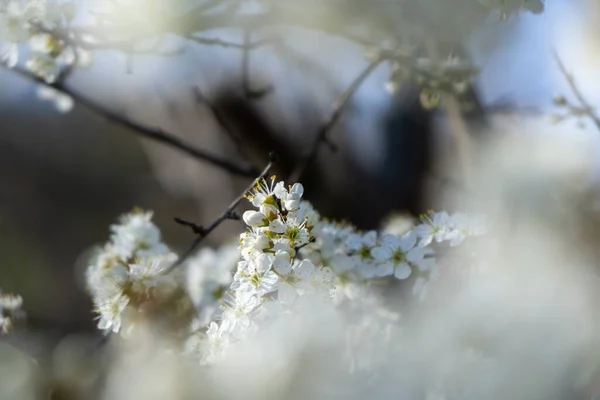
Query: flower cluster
183 177 486 365
82 178 485 368
184 243 238 326
0 0 90 111
0 290 24 333
0 1 88 76
385 55 479 109
185 178 330 363
86 210 190 337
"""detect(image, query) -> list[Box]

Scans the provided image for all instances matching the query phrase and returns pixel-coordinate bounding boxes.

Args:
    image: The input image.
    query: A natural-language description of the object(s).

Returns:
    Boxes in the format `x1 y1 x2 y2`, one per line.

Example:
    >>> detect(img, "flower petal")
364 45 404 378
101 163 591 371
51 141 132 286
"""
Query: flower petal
394 263 412 280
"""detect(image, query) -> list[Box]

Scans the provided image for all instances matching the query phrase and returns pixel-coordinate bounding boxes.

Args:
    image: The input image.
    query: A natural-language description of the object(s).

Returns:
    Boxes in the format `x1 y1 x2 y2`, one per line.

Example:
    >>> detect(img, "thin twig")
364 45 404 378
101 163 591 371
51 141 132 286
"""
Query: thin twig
242 28 251 97
173 11 377 47
288 58 382 182
3 65 258 177
553 49 600 131
292 236 316 262
425 39 473 188
239 28 272 99
164 152 278 274
442 93 473 187
188 34 268 50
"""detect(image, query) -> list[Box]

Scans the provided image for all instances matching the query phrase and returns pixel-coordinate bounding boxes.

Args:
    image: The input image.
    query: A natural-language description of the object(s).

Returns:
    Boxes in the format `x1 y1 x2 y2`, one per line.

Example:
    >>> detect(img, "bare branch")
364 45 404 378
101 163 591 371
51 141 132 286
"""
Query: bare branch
173 11 377 47
288 58 383 183
164 152 278 274
553 50 600 131
3 65 258 177
188 34 269 50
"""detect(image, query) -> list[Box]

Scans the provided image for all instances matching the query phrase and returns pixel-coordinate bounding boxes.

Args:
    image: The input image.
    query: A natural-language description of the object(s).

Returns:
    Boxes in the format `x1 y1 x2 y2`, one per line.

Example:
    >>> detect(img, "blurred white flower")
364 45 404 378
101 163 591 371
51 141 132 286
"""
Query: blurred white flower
373 232 434 279
0 290 24 333
37 85 73 112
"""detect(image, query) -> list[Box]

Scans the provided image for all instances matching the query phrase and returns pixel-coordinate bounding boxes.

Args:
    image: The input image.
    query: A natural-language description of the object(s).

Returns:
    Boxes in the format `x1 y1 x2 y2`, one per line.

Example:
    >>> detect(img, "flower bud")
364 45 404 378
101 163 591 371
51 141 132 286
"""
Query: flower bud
243 211 267 228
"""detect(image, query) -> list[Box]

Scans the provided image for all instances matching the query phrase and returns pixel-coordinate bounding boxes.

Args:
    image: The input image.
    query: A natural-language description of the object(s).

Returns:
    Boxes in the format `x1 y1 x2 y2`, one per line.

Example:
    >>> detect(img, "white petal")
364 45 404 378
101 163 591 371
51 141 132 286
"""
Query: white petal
54 93 74 113
345 234 363 250
375 261 394 277
243 210 267 227
273 251 292 275
414 257 435 272
294 260 315 279
418 236 433 248
2 44 18 68
269 219 286 233
406 247 425 262
37 85 56 100
289 183 304 197
363 231 378 247
358 263 377 278
251 194 265 207
260 203 278 218
398 231 417 251
371 246 392 261
393 263 412 279
277 283 297 306
331 254 354 272
76 48 93 67
273 182 287 199
284 199 300 211
413 276 426 295
259 271 279 292
380 234 400 249
256 254 273 274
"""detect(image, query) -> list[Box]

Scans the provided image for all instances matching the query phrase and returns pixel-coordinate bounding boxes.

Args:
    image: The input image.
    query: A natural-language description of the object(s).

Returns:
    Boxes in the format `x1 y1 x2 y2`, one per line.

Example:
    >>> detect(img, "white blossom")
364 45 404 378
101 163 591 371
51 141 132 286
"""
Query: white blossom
96 293 129 334
242 210 268 228
37 85 73 112
0 290 24 333
372 232 434 279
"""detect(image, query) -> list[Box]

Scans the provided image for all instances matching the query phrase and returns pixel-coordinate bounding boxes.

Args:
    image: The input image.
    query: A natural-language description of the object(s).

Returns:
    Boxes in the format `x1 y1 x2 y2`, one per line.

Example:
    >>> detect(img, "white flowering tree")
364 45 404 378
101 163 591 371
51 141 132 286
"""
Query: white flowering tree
6 1 600 400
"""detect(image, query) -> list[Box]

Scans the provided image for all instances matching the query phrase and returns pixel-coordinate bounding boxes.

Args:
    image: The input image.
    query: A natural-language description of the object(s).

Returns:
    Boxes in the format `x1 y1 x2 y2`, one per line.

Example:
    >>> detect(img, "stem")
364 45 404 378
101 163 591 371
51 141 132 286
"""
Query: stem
3 65 258 177
164 153 278 274
288 58 382 183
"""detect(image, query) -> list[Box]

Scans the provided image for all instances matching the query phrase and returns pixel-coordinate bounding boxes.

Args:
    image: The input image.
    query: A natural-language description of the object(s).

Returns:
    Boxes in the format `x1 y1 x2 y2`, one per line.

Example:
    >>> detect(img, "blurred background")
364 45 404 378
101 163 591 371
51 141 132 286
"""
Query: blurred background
1 0 599 344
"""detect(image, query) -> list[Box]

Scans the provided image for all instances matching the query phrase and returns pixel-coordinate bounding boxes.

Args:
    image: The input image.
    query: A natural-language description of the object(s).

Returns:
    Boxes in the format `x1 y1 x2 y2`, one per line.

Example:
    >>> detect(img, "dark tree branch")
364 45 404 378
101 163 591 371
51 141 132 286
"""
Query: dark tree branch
188 34 269 50
288 57 383 182
165 152 278 274
553 50 600 131
292 236 316 262
172 11 377 47
3 65 258 177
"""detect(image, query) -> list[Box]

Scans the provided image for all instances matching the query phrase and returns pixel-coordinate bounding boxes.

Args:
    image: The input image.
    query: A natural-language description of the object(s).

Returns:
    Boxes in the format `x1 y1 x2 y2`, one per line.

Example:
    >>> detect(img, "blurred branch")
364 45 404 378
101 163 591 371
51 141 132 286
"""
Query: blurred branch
187 34 269 50
425 39 473 188
288 58 382 183
442 93 473 187
241 29 272 99
165 152 278 273
192 86 254 163
553 50 600 131
3 65 259 177
172 11 376 47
